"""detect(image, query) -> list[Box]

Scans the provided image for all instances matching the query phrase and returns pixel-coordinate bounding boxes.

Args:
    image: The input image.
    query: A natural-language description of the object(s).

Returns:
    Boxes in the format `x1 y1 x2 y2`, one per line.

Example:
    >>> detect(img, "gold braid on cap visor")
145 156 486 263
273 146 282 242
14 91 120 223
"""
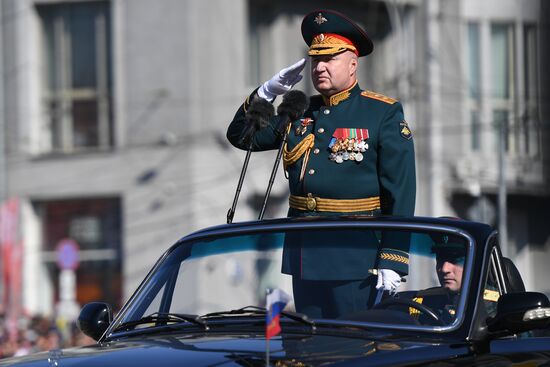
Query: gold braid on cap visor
308 33 358 56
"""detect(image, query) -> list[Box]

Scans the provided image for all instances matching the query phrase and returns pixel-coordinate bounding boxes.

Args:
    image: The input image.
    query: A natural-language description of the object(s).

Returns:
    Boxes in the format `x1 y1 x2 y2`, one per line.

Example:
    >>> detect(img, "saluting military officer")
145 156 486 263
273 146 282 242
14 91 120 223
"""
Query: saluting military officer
227 9 416 318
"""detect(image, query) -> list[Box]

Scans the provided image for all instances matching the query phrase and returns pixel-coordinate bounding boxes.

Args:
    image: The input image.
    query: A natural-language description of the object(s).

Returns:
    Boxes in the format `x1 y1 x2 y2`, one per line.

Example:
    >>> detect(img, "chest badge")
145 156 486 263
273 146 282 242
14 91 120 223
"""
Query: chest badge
328 128 369 163
295 117 314 136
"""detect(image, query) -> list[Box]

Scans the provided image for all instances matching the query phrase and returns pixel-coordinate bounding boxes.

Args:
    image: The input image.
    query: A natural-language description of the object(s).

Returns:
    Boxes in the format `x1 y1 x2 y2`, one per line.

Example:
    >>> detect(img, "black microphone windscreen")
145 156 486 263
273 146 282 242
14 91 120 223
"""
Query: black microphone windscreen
240 98 275 145
277 90 309 121
245 98 275 130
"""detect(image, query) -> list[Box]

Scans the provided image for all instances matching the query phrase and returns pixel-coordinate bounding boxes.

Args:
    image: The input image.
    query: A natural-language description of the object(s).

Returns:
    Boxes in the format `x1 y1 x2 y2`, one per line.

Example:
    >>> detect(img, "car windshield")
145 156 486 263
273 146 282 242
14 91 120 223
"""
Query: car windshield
111 223 473 334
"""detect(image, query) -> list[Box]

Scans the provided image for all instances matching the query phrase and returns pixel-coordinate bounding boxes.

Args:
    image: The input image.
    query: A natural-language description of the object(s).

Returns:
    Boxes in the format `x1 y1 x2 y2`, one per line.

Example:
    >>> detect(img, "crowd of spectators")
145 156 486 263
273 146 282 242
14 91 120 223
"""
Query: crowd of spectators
0 305 94 360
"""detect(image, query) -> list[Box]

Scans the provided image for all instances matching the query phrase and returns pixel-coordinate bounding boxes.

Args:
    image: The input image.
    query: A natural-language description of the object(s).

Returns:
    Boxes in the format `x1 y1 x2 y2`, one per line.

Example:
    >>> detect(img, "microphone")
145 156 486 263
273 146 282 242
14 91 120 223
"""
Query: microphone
239 98 275 145
276 90 309 135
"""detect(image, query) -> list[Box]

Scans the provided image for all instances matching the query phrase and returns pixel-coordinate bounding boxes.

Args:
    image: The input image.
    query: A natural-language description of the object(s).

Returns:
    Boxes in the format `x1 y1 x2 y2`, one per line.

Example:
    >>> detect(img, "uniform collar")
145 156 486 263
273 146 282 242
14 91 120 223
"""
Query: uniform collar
322 81 360 106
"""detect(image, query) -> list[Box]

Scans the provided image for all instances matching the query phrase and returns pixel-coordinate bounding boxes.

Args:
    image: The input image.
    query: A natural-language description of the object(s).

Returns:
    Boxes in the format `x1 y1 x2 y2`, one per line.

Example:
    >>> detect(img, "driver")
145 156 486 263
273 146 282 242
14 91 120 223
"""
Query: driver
434 238 465 295
410 234 499 324
409 235 466 324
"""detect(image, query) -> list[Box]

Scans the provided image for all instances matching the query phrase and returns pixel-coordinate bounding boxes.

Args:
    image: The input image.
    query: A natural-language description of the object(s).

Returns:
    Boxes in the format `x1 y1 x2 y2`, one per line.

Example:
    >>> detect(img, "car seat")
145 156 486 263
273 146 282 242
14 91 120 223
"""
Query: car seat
502 257 525 293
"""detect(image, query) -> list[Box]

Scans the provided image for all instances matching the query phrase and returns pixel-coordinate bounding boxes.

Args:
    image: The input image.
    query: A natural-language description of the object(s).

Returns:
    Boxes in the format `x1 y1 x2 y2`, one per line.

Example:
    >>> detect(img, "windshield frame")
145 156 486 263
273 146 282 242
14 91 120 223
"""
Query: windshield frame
105 219 477 340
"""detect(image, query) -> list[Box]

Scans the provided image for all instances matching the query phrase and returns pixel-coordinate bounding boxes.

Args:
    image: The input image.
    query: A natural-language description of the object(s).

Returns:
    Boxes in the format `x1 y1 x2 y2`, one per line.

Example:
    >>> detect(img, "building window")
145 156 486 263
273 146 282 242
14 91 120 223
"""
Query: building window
37 1 112 154
39 197 122 310
467 22 481 151
490 23 515 155
493 109 509 152
467 23 481 100
470 111 481 151
465 19 540 159
490 24 514 101
523 24 540 157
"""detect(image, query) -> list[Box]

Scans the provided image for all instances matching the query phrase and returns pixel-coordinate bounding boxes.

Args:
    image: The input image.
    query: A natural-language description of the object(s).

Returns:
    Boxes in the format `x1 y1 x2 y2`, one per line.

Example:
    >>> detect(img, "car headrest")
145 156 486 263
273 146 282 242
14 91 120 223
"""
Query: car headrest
502 257 525 293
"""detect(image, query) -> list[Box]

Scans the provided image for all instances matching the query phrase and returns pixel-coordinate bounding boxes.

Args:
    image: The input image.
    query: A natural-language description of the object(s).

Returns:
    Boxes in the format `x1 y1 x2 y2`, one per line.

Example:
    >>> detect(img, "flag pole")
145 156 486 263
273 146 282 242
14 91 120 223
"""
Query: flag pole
265 288 270 366
266 336 270 366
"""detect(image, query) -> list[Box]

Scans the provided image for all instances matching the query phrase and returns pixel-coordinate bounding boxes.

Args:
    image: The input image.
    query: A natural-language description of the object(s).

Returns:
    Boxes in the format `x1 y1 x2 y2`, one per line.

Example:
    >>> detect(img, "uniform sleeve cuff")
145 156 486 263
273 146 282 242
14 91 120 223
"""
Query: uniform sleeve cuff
377 248 409 275
243 87 269 112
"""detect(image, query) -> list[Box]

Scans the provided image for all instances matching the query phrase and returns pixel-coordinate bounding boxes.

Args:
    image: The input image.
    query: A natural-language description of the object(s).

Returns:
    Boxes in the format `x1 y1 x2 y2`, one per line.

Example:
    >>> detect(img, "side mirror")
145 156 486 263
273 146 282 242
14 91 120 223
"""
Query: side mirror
77 302 113 341
487 292 550 334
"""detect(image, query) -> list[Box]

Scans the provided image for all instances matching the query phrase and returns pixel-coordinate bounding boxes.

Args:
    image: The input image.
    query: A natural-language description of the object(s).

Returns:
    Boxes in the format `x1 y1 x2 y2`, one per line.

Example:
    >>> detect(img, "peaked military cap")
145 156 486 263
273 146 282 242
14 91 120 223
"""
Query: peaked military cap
430 233 467 258
301 9 374 57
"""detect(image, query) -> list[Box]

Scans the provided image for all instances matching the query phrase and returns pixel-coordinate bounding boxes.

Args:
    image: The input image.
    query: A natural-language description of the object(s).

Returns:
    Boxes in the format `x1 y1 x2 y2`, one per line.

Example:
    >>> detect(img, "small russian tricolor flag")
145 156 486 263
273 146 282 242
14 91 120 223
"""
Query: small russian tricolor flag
265 288 291 340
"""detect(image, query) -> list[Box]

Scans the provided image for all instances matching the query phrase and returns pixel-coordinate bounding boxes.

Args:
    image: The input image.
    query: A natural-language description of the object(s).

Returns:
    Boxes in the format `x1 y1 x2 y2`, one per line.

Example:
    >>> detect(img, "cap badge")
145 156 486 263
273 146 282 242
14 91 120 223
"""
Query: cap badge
314 13 328 25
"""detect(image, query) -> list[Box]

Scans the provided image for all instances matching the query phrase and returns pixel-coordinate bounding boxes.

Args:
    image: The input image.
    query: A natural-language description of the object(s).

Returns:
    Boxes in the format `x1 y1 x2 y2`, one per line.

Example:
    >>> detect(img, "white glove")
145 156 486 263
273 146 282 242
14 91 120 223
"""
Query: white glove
257 58 307 101
375 269 402 295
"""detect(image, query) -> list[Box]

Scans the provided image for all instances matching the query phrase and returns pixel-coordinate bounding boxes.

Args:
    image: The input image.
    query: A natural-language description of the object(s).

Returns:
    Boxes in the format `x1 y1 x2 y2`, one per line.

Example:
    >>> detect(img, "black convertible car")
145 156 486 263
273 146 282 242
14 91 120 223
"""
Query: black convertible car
2 216 550 366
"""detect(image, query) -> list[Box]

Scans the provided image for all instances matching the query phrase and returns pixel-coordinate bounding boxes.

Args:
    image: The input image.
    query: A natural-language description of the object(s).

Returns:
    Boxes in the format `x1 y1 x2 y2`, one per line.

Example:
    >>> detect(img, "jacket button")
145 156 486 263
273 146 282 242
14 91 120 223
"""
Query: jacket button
323 109 330 115
317 128 325 133
313 148 320 154
308 169 315 175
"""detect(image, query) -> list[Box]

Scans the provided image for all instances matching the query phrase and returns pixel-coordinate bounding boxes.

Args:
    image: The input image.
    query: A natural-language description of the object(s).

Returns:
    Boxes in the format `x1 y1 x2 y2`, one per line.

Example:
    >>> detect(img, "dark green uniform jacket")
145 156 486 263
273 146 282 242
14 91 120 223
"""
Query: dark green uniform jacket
405 286 499 325
405 287 459 325
227 83 416 280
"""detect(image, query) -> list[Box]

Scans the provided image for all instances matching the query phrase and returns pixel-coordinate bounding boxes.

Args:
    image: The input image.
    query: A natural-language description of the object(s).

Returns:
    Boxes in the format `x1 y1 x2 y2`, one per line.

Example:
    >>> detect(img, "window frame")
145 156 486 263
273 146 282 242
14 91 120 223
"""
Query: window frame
463 18 540 159
37 1 113 154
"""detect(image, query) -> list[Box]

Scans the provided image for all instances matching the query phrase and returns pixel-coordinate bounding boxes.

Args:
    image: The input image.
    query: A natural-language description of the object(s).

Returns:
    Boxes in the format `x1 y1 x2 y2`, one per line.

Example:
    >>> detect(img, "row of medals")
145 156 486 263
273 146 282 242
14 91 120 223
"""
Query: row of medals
329 138 368 163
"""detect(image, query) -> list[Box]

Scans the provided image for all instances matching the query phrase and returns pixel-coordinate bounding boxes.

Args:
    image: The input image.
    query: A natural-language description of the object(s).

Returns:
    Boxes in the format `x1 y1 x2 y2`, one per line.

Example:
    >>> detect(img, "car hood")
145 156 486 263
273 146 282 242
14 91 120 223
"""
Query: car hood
1 331 470 366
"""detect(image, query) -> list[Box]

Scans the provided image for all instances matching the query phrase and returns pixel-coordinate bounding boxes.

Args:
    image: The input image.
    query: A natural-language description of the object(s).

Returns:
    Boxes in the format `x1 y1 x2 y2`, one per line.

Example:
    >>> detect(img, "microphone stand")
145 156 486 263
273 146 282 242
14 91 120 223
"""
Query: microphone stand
258 125 290 220
227 97 275 224
227 141 253 224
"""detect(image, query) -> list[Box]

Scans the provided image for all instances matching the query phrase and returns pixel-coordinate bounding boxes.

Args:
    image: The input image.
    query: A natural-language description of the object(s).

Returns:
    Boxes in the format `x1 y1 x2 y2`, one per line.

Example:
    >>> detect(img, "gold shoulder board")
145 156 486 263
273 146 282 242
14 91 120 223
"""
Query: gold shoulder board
361 90 397 105
483 289 500 302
